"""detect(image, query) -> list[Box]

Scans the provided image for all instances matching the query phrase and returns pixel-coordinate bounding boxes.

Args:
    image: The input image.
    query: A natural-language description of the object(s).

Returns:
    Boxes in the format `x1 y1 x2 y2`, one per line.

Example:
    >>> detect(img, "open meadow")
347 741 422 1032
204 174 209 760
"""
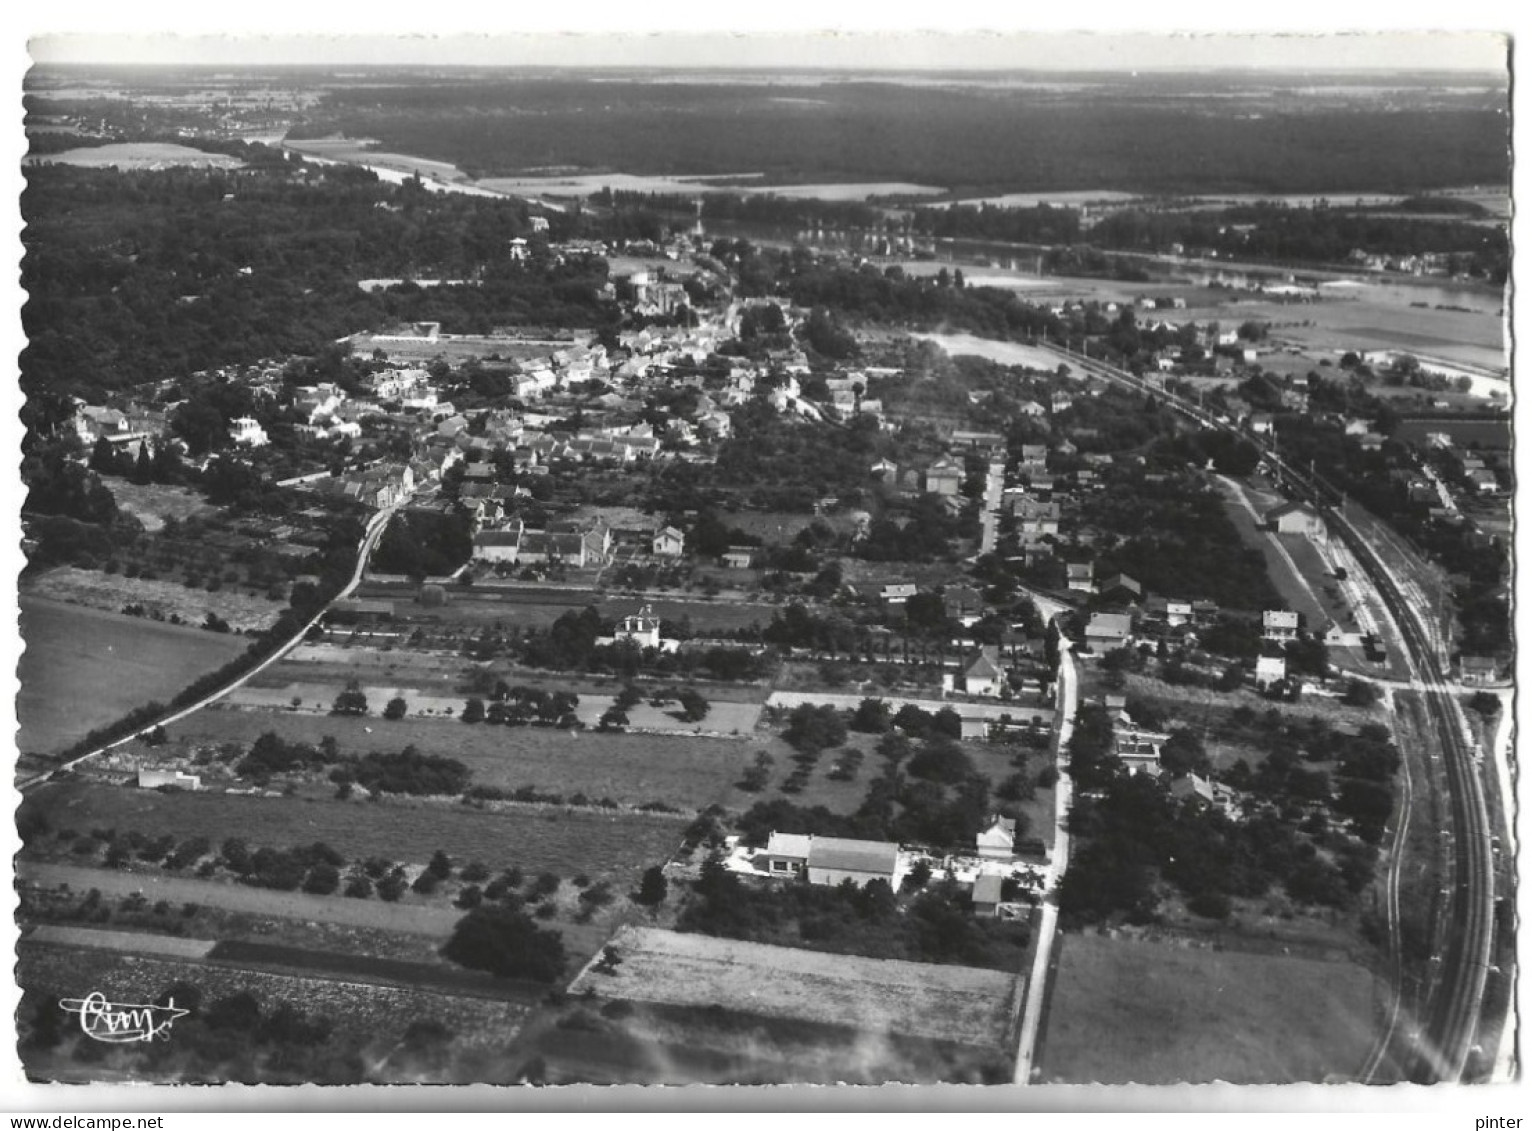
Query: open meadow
1039 930 1384 1084
17 596 249 756
25 566 287 632
172 705 766 811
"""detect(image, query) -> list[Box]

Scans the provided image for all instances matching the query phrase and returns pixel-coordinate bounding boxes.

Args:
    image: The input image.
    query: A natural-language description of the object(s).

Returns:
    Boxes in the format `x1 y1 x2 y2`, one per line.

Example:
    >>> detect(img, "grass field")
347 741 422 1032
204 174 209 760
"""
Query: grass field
172 706 767 811
17 596 249 756
1039 930 1383 1084
104 481 218 532
573 926 1019 1048
23 781 687 886
1215 478 1328 626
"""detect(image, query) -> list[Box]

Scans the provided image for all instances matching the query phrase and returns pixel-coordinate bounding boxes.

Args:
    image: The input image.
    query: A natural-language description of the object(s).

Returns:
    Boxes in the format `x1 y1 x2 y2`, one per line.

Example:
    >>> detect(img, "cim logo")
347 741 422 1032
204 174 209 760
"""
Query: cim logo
59 993 188 1043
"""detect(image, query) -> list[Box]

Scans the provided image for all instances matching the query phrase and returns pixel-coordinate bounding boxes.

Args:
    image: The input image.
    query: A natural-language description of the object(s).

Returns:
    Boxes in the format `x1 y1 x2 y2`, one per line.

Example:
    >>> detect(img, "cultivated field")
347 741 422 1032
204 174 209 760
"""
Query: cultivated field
1039 930 1383 1084
17 596 249 756
16 941 535 1050
23 782 687 886
572 926 1020 1048
26 142 244 169
171 705 767 811
25 566 287 632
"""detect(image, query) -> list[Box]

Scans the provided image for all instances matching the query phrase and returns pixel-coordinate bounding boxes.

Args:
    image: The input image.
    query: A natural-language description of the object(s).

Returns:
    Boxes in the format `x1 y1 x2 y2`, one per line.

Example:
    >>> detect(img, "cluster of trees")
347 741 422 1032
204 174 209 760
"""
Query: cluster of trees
1079 471 1282 611
441 906 567 983
677 858 1028 970
1061 704 1396 924
232 729 470 796
372 510 474 579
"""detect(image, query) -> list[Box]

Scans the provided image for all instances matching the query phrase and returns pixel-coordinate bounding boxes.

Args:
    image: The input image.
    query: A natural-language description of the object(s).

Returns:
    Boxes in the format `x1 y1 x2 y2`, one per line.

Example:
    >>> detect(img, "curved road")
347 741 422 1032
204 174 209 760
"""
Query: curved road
19 504 399 793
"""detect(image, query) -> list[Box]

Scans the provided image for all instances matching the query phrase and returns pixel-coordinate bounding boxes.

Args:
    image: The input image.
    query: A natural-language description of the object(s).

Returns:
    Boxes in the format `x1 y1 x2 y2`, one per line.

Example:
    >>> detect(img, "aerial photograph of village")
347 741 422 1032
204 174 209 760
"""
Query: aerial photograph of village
8 26 1515 1100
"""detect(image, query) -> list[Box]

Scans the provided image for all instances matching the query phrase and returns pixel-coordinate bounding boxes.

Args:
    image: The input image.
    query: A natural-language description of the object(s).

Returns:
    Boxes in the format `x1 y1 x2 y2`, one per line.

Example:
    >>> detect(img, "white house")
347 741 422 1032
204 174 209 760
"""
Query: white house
652 526 686 557
976 816 1016 862
1262 610 1300 642
228 417 268 447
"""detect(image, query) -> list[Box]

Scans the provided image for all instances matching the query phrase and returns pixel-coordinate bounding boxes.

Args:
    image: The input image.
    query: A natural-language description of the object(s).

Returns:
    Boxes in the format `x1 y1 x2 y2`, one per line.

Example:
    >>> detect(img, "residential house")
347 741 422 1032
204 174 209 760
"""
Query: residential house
943 585 986 623
1254 653 1288 688
228 416 268 447
1099 573 1143 605
1249 414 1275 436
881 582 918 606
924 459 965 497
473 525 525 564
1115 724 1170 776
1085 611 1134 650
761 832 812 878
954 646 1005 698
721 546 756 570
1459 655 1500 686
1262 610 1300 643
1164 599 1194 627
1066 562 1096 592
975 816 1016 862
652 526 686 557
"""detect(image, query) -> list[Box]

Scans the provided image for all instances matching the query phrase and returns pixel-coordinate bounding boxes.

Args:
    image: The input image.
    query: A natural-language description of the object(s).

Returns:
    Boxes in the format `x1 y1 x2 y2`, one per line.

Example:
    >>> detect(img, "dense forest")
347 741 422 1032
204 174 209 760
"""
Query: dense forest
289 78 1510 195
20 160 607 405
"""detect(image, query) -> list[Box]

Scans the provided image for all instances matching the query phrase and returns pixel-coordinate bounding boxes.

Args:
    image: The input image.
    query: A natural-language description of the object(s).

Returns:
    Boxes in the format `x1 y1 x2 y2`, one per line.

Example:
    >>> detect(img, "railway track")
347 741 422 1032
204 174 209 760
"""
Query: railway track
1045 342 1496 1082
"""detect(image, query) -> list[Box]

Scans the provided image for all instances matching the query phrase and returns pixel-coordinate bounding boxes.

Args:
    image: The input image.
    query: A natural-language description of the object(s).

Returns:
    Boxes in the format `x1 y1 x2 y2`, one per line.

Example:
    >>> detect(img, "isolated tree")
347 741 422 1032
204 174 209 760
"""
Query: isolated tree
462 697 486 724
676 688 710 724
442 907 567 983
427 850 454 881
332 680 368 717
383 696 408 721
634 865 669 907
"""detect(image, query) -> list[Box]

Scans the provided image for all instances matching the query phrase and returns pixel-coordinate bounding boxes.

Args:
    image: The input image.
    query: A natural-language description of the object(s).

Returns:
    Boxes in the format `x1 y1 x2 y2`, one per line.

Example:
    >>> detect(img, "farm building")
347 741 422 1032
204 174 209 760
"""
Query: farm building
976 816 1016 862
806 837 902 889
137 769 201 791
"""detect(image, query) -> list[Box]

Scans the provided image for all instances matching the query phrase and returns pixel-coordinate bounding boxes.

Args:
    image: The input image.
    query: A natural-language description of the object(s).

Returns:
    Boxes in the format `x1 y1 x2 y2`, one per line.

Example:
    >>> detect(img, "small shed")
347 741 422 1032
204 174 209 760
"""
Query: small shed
972 873 1005 918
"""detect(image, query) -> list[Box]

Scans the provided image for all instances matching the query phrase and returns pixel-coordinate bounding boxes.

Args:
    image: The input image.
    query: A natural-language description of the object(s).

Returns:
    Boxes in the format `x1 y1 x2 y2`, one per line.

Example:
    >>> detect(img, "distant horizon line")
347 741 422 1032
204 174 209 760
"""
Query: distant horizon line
26 60 1510 76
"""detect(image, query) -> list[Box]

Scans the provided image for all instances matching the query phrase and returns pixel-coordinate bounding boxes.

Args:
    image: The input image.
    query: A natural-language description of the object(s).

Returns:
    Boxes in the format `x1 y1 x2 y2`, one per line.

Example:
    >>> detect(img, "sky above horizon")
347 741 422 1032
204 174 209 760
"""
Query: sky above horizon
28 30 1510 73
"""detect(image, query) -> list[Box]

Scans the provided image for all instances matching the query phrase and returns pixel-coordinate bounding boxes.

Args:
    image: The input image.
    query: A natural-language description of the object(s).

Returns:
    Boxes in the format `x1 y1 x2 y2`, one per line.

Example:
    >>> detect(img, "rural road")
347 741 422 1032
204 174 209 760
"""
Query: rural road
17 860 463 937
19 504 399 791
1012 638 1077 1085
